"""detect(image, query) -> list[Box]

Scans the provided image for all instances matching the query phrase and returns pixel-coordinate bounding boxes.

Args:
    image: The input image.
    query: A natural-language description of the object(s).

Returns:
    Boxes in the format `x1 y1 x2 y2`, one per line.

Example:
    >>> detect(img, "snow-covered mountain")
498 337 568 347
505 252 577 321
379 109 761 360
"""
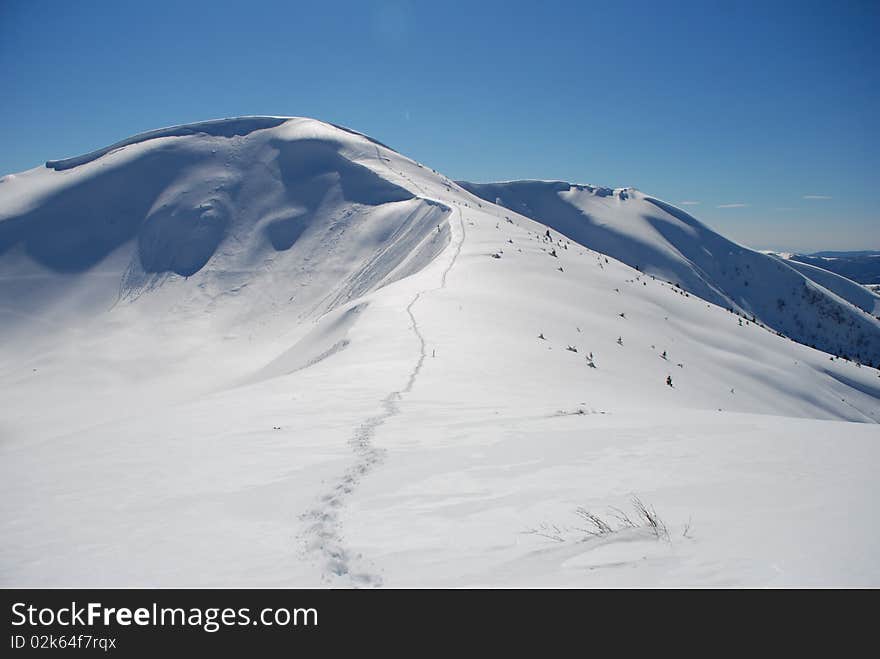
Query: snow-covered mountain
1 117 878 587
775 257 880 317
458 181 880 364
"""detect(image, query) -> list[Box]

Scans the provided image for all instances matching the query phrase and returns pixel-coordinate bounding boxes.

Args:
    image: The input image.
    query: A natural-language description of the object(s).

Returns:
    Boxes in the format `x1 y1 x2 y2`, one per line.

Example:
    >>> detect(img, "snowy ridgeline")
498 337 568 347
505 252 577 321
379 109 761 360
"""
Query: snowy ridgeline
458 181 880 365
0 117 878 587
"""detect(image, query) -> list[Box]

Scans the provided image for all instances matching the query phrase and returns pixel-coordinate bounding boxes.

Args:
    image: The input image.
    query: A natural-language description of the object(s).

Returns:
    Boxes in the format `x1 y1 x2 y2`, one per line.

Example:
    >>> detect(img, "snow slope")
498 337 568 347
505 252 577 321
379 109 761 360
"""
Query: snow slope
775 256 880 317
458 181 880 364
1 118 879 587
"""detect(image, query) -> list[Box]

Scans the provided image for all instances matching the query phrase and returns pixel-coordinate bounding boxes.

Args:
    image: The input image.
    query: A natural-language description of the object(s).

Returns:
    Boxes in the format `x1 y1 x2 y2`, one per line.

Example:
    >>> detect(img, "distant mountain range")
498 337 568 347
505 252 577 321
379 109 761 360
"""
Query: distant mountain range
774 251 880 285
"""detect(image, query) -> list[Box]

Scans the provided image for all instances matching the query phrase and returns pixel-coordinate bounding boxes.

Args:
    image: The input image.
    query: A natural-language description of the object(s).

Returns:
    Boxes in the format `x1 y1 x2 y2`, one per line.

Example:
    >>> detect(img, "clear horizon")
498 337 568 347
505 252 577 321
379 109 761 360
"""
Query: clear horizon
1 0 877 253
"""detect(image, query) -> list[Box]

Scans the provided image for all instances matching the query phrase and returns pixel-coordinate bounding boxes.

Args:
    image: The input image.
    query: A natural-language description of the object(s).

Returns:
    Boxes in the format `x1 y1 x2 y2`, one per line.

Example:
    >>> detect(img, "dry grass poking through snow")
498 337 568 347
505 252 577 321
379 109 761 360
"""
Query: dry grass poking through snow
526 497 676 543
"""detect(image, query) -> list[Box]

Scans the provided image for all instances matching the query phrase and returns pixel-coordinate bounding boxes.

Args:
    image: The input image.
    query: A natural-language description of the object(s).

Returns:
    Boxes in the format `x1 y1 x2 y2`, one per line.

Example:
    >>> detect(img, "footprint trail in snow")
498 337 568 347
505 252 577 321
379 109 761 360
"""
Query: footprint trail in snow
298 207 464 586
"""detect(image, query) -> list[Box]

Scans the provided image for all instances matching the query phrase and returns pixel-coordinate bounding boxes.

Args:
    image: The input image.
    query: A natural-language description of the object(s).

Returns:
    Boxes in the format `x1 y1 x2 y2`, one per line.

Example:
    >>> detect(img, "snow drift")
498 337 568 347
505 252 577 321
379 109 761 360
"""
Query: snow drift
0 117 450 322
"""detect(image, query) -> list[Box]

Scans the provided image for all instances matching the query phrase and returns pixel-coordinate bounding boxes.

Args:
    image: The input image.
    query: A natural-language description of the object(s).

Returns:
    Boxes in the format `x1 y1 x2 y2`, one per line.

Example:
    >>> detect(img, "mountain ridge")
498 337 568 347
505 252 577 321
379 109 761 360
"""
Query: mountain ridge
2 116 879 586
459 179 880 364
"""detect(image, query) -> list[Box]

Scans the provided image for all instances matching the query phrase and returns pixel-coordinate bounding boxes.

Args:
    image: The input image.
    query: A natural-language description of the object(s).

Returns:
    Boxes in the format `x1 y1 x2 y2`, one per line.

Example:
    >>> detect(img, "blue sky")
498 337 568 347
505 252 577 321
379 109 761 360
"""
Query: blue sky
1 0 877 252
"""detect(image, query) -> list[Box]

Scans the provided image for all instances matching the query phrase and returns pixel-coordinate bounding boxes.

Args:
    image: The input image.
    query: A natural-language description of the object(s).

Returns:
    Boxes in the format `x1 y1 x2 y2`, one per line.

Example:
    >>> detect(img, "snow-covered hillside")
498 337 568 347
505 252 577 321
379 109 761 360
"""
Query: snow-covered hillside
458 181 880 364
775 256 880 317
1 117 878 587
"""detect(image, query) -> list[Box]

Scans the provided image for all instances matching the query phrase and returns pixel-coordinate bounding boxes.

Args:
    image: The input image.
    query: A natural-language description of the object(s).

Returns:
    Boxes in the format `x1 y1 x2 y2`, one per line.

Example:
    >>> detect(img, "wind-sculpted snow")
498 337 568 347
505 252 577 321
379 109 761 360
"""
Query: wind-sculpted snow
246 302 367 383
460 180 880 365
45 116 290 171
1 148 187 272
0 117 455 319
